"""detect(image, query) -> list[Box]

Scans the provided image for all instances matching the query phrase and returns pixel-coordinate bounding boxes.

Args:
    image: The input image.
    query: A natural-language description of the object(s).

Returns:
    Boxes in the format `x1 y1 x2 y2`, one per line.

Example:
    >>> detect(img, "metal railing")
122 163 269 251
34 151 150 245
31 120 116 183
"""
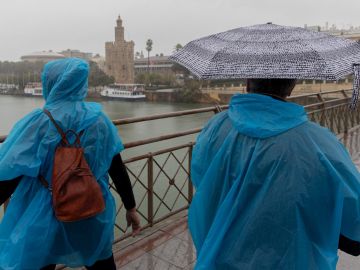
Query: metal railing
108 88 360 241
1 89 360 242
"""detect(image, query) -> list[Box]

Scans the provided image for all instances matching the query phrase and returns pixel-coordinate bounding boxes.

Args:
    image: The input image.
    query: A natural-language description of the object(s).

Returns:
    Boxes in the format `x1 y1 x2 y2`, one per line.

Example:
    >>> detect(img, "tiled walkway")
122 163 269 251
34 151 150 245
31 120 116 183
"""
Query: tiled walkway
59 211 360 269
113 213 195 269
113 212 359 269
338 251 360 270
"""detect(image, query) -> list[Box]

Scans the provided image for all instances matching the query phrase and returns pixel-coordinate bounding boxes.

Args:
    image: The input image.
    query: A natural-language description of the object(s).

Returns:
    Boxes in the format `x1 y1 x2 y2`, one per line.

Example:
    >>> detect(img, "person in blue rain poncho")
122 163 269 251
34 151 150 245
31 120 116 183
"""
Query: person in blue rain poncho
190 79 360 270
0 58 140 270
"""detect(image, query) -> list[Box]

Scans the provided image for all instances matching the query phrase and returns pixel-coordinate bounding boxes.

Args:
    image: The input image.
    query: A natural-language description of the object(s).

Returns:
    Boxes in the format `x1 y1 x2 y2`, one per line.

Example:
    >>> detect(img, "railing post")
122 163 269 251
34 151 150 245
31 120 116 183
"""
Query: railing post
316 93 327 126
188 144 194 204
147 154 154 227
343 110 349 150
213 103 223 114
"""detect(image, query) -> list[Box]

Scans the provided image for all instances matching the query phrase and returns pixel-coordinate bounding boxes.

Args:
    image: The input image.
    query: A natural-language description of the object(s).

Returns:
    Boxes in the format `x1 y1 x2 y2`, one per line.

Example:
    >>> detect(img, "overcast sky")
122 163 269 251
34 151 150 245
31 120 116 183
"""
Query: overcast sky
1 0 359 61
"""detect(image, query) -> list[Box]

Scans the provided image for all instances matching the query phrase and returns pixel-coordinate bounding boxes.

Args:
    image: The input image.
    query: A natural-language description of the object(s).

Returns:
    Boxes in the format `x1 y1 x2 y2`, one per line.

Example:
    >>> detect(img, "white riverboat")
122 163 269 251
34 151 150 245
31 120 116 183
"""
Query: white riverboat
100 84 146 101
24 83 43 96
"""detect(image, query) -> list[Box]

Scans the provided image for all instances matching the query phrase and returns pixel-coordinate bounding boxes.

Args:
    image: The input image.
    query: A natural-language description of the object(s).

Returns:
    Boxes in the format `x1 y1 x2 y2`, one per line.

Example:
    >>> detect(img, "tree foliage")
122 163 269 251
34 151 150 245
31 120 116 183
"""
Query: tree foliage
0 61 43 89
146 39 153 53
146 39 153 73
0 60 114 89
88 61 114 87
135 72 177 87
174 43 183 52
174 79 201 102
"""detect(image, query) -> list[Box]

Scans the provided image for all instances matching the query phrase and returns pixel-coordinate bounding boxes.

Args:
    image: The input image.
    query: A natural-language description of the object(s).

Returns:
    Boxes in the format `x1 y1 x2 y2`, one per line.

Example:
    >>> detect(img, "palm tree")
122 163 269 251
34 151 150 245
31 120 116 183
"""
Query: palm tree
146 39 153 73
174 43 183 52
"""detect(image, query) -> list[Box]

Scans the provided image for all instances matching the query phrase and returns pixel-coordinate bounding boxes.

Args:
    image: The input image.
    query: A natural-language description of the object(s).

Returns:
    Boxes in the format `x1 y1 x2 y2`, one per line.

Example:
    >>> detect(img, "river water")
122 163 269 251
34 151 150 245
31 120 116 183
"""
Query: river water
0 95 215 235
0 95 214 157
0 95 212 138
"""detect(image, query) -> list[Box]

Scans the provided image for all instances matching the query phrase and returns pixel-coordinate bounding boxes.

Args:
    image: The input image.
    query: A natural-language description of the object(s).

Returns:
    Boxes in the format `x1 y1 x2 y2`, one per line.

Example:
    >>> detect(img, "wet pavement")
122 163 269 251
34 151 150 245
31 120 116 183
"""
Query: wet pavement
338 251 360 270
113 214 195 269
113 213 359 269
59 211 359 269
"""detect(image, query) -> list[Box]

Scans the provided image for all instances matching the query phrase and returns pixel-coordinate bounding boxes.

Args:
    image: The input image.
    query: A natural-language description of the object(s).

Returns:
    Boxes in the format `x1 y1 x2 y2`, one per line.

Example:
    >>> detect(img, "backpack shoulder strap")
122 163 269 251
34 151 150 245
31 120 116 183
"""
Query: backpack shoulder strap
43 109 69 145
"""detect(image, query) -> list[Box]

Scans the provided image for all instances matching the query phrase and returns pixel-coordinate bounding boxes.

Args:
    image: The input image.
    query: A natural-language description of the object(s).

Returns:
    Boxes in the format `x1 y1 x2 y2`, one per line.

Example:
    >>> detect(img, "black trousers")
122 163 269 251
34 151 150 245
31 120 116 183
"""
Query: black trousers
40 254 116 270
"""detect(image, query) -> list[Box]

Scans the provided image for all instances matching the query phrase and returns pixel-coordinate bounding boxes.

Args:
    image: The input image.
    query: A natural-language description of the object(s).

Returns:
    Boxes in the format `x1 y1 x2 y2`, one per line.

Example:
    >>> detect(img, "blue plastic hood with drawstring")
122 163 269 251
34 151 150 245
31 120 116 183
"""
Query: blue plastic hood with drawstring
0 58 124 269
228 93 308 138
190 93 360 270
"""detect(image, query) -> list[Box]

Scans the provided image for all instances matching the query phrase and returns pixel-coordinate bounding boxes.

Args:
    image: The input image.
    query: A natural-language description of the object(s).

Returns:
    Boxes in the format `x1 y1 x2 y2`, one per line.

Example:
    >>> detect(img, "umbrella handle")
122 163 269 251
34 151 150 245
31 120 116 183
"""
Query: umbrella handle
350 64 360 110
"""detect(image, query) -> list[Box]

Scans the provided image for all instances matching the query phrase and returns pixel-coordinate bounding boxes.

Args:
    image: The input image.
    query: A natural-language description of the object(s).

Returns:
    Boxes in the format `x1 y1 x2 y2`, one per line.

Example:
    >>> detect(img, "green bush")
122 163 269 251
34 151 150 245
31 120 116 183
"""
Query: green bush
174 79 201 102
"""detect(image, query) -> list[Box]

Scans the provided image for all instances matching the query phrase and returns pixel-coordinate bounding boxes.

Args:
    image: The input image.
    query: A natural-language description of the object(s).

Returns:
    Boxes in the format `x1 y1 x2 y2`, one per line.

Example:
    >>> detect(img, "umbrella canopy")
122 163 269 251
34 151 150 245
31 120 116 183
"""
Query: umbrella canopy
170 23 360 106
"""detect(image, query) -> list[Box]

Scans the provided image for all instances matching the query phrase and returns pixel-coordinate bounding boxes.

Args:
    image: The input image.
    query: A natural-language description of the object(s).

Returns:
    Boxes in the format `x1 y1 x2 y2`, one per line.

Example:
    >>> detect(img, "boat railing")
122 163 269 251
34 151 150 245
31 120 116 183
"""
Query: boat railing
1 88 360 242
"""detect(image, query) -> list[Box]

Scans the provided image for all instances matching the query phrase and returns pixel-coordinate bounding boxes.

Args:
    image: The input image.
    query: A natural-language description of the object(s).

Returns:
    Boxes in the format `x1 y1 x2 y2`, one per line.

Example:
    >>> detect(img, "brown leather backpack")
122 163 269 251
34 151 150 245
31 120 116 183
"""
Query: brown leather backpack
39 109 105 222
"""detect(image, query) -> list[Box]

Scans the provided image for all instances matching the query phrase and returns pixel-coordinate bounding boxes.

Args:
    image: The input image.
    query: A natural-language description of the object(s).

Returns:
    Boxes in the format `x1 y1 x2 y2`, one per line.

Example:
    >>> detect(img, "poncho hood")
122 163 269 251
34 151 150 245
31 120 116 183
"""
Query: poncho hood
228 93 308 138
42 57 89 105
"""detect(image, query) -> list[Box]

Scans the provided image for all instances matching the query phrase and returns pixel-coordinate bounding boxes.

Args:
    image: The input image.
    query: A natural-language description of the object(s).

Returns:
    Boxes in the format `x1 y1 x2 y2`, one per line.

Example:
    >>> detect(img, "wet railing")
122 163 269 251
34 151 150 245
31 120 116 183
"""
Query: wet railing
1 89 360 242
109 88 360 241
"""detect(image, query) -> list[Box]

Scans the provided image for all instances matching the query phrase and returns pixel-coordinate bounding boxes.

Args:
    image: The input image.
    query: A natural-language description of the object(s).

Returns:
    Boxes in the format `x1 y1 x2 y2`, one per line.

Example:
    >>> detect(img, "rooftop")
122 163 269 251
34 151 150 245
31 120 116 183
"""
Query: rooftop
21 51 65 58
134 55 170 63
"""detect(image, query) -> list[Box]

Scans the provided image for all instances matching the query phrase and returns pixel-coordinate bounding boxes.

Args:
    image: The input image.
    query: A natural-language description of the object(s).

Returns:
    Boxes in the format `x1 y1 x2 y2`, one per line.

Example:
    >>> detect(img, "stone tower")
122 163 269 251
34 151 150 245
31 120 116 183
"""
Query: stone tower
105 16 135 83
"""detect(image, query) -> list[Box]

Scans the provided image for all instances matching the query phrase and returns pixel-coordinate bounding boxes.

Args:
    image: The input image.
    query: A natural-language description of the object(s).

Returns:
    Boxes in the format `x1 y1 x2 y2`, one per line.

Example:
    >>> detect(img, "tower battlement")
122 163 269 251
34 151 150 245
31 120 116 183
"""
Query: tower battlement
105 16 134 83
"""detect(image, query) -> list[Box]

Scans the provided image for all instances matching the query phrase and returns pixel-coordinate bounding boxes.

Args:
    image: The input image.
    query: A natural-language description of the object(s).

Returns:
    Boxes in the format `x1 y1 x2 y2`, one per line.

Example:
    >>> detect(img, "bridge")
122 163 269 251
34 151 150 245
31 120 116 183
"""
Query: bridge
1 89 360 269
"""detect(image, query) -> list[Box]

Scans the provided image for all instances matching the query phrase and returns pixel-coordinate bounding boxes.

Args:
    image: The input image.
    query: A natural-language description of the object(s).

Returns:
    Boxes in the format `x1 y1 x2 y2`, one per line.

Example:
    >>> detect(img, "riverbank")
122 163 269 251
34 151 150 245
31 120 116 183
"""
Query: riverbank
0 89 103 98
0 81 353 105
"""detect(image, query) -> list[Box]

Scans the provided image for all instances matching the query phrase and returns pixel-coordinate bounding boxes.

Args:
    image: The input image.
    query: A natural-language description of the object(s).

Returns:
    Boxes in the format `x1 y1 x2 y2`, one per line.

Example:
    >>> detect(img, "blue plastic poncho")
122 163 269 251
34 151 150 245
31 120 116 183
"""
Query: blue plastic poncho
0 58 124 269
190 93 360 270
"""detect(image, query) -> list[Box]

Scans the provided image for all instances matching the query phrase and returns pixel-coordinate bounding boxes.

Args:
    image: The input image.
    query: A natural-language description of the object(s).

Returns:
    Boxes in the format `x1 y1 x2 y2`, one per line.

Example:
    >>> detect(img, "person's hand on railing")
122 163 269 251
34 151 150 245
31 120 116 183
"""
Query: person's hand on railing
126 208 141 237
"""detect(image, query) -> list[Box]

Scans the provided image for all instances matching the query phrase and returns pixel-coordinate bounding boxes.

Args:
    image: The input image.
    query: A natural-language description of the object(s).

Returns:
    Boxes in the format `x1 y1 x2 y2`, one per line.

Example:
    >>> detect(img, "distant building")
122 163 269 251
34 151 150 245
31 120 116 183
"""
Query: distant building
332 32 360 41
134 55 174 75
91 54 106 71
304 24 321 32
304 23 360 41
60 49 93 61
105 16 135 83
21 51 65 63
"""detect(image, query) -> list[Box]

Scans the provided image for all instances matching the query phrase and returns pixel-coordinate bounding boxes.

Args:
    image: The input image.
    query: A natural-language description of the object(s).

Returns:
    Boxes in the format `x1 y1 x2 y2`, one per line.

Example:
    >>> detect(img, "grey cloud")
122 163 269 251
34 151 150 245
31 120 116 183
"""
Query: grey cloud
0 0 359 61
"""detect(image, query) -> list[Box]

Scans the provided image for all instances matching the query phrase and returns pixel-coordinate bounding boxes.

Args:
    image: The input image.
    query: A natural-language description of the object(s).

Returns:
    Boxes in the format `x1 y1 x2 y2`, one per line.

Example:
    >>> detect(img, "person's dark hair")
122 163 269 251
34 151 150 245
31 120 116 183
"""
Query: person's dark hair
246 79 297 98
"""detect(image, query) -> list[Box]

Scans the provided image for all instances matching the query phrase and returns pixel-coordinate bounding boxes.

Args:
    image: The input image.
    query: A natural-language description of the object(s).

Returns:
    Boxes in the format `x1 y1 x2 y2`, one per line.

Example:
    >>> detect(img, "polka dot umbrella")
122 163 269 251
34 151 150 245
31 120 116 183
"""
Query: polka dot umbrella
170 23 360 108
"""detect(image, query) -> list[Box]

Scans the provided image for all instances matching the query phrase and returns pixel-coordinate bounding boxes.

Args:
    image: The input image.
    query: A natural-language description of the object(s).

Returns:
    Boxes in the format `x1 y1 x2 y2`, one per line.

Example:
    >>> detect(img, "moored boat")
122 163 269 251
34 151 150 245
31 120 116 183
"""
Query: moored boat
100 84 146 101
24 83 43 96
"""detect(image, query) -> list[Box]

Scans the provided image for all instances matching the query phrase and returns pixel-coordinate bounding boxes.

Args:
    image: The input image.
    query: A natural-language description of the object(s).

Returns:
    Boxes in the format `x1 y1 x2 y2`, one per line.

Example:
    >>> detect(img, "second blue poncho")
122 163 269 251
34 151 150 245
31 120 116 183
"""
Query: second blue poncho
190 93 360 270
